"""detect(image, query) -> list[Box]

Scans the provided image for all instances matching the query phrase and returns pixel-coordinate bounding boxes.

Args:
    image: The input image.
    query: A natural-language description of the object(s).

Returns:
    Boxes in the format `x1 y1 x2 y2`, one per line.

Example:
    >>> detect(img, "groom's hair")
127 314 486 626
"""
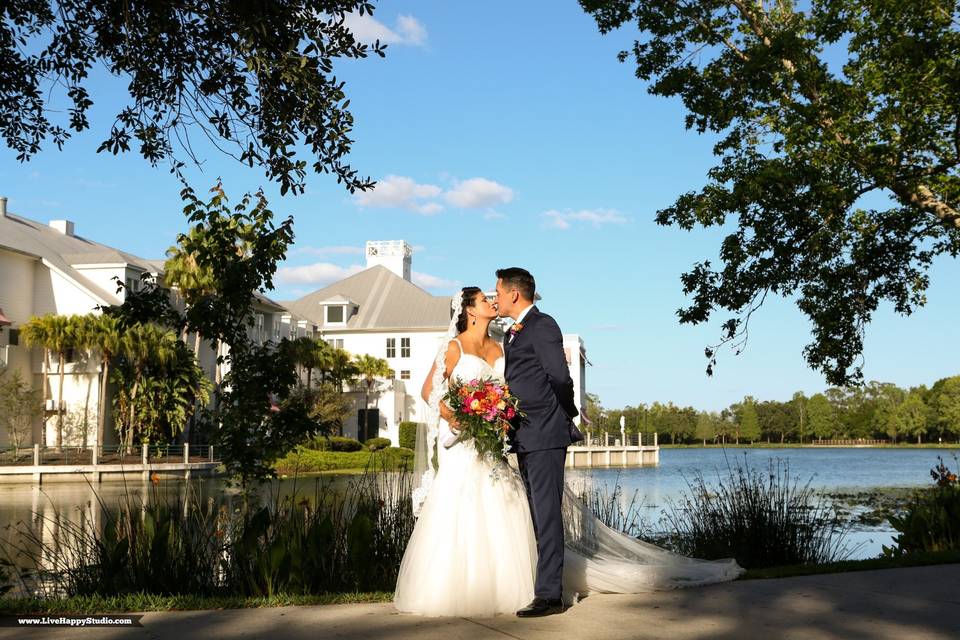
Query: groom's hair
496 267 535 302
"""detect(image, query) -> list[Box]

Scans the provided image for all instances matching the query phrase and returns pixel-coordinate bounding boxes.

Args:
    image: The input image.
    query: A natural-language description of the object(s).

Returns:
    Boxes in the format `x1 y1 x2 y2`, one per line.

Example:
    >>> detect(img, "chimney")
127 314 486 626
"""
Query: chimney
0 196 7 218
365 240 412 282
49 220 75 236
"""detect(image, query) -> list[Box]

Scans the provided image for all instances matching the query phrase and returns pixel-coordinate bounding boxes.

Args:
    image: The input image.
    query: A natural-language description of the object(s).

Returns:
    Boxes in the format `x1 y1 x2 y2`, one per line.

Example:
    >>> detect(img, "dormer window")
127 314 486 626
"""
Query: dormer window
326 305 345 324
319 295 356 327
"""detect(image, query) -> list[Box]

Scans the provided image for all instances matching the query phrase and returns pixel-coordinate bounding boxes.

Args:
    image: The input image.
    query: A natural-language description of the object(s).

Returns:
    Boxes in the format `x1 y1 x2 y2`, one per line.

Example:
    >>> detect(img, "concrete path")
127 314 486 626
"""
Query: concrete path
3 565 958 640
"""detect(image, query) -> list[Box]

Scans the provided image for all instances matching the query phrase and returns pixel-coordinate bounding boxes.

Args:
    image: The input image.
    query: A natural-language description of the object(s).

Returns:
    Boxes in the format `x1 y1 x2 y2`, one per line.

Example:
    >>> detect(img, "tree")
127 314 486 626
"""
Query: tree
792 392 808 443
114 323 178 449
896 391 929 444
757 400 796 443
353 354 393 439
737 397 761 444
88 315 120 447
22 314 74 450
583 0 960 386
0 371 43 459
695 411 715 445
807 394 836 442
20 315 54 447
932 376 960 441
871 383 906 442
327 347 357 395
2 1 383 195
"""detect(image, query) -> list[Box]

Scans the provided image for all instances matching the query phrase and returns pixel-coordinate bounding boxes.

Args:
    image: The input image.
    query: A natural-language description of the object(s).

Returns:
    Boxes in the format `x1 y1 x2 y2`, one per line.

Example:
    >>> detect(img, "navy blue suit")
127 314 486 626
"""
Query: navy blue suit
504 306 582 600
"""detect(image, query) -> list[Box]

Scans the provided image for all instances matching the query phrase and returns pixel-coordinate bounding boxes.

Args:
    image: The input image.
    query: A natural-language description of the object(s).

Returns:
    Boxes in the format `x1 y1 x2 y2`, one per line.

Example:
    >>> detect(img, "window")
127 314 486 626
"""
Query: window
326 305 344 323
401 337 411 358
8 329 19 346
133 278 141 292
400 370 411 380
125 277 133 291
386 338 396 358
326 338 343 349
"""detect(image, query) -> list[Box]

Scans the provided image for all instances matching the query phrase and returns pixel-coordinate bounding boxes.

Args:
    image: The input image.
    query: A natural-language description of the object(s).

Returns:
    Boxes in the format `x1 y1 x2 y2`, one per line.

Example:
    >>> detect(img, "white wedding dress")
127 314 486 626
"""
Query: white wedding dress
394 345 743 618
394 350 538 617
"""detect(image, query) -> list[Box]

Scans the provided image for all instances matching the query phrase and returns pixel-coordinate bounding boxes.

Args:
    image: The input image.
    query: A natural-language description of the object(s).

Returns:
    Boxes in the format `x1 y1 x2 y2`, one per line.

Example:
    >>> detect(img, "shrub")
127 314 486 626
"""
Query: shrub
365 437 391 451
309 436 363 452
885 457 960 556
652 459 852 569
275 447 413 474
399 422 418 450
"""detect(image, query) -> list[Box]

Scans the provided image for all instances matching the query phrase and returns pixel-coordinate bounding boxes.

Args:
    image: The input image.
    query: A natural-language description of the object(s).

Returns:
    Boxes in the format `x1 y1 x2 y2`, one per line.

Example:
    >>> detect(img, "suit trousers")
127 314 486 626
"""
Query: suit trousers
517 447 567 600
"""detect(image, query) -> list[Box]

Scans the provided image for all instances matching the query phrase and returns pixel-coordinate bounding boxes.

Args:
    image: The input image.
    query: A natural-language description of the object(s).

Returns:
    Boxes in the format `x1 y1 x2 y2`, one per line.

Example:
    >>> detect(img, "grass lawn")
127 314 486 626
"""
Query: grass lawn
0 592 394 615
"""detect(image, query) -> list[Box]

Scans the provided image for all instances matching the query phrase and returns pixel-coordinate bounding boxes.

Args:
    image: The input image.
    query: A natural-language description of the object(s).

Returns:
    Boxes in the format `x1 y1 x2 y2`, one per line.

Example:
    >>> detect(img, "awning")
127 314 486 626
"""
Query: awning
0 308 11 327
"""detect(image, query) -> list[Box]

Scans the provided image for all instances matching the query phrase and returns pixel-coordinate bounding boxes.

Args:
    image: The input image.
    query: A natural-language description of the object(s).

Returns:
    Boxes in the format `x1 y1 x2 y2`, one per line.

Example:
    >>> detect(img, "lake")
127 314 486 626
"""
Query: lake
2 447 956 565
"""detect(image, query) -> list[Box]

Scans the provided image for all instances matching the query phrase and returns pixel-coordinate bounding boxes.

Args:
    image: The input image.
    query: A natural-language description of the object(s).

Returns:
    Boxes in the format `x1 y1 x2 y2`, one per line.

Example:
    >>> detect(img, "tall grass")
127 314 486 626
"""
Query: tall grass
3 459 415 599
577 459 856 569
658 459 855 568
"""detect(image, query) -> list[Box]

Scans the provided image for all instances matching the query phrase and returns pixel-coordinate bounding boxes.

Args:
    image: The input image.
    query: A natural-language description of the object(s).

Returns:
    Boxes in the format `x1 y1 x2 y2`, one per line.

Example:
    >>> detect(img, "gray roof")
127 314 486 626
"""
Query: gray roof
0 210 157 306
284 265 452 331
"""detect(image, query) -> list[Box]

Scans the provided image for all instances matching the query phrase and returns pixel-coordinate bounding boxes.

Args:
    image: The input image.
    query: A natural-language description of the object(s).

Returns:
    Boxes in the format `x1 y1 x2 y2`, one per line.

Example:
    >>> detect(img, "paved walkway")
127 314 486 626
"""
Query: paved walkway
3 565 958 640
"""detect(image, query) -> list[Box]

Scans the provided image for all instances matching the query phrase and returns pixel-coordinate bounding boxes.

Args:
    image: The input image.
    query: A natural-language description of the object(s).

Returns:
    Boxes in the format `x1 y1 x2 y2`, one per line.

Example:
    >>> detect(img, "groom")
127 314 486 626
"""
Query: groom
495 267 583 618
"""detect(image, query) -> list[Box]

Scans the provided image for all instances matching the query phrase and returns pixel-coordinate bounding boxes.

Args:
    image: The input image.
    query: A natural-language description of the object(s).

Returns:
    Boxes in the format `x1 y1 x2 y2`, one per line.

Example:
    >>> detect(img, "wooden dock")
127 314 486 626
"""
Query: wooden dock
566 433 660 468
0 444 221 484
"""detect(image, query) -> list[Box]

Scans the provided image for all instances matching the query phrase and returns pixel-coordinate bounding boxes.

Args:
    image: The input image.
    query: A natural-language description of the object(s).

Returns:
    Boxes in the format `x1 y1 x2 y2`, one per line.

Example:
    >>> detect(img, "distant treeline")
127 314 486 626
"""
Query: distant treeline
586 376 960 445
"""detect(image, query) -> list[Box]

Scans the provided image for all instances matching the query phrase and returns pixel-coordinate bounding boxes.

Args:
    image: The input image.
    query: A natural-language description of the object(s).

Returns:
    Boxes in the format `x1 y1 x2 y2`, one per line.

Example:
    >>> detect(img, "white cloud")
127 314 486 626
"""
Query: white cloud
445 178 514 209
483 211 508 220
291 245 364 257
356 175 516 215
355 175 443 215
276 262 364 286
343 13 427 47
542 208 628 230
395 15 428 45
412 271 461 290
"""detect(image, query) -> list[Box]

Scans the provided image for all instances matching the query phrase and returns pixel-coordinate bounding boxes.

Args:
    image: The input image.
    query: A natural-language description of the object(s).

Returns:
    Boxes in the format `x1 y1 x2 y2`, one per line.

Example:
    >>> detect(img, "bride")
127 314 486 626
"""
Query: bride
393 287 743 618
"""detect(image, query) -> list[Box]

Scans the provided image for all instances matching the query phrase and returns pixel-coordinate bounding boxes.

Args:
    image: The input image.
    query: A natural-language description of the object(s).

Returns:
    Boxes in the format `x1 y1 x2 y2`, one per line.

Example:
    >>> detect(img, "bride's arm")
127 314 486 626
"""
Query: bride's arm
421 341 461 429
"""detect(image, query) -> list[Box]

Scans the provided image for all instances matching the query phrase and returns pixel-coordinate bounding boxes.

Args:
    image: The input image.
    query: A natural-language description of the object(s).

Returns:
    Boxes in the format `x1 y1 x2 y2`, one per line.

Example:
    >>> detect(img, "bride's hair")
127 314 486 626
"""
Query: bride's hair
455 286 482 333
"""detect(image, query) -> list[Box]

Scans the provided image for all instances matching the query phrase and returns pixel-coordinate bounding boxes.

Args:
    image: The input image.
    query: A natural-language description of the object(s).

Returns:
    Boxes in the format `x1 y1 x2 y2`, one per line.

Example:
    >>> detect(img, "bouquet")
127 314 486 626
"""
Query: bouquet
444 377 522 460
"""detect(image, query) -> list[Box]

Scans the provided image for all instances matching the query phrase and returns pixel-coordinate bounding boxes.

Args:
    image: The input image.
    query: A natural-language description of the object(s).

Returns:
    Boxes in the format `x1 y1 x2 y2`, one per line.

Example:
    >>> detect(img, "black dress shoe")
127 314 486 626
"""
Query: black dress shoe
516 597 564 617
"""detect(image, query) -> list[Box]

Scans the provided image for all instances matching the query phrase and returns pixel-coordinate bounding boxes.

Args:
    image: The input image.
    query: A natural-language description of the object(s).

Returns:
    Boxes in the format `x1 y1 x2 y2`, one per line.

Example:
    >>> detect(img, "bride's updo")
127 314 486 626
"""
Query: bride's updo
455 286 482 333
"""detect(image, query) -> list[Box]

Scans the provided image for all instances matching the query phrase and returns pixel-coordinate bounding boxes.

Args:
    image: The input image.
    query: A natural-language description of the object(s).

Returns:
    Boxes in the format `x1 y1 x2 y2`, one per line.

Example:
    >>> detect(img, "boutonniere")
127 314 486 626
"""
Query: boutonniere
509 322 524 335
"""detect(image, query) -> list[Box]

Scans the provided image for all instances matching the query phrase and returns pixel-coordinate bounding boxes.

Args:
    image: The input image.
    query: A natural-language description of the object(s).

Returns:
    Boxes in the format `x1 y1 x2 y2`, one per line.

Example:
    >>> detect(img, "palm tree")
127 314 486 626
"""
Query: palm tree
164 234 218 442
21 315 54 447
80 315 121 452
119 323 177 450
328 347 356 395
23 314 74 450
353 354 393 441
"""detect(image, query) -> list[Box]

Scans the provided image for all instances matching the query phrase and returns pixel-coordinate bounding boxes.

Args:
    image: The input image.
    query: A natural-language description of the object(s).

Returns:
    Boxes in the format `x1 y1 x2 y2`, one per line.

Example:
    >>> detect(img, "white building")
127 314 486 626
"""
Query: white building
282 240 589 446
0 196 157 448
0 196 298 448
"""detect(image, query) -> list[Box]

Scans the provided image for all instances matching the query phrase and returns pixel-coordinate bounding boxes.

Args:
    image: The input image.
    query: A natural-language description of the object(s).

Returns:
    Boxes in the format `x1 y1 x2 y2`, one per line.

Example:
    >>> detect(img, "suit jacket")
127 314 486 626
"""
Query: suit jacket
504 306 583 452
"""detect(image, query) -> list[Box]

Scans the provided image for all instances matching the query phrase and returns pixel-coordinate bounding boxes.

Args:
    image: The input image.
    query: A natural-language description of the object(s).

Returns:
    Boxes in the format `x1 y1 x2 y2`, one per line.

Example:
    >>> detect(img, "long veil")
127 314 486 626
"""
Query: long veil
560 484 743 597
411 293 463 517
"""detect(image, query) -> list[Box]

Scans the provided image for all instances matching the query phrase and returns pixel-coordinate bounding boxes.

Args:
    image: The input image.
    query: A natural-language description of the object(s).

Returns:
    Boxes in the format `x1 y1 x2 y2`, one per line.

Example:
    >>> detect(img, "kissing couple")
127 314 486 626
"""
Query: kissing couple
394 267 743 618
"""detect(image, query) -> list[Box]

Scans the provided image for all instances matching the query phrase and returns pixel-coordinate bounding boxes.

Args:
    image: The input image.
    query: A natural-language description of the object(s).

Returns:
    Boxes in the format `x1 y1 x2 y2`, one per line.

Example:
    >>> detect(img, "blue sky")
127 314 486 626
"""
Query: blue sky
1 2 957 411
